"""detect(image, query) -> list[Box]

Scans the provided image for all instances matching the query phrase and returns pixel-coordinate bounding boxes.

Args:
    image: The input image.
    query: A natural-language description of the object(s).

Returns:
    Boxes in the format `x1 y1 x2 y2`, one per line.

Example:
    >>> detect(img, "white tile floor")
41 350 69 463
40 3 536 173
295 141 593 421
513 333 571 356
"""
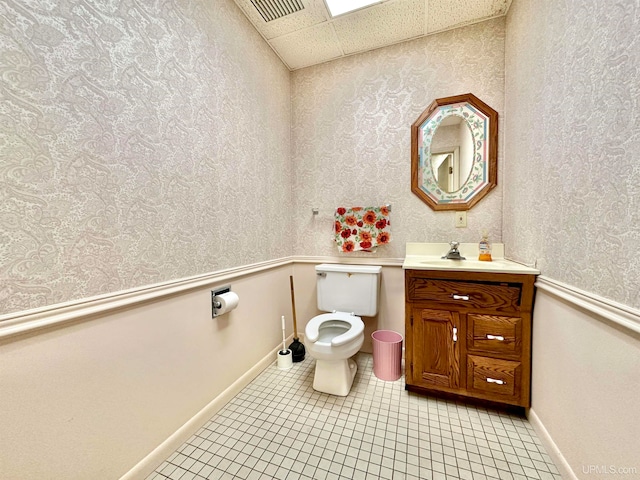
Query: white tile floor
146 353 561 480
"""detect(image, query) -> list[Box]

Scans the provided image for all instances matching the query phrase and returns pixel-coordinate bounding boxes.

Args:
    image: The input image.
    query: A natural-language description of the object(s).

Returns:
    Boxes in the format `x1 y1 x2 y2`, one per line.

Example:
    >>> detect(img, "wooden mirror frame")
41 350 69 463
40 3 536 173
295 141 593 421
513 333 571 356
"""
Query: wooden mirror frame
411 93 498 211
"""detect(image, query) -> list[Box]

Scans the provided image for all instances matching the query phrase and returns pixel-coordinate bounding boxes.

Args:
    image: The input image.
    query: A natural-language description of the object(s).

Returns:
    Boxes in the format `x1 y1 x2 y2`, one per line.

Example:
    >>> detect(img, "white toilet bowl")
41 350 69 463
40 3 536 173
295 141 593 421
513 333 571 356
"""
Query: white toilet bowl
305 312 364 396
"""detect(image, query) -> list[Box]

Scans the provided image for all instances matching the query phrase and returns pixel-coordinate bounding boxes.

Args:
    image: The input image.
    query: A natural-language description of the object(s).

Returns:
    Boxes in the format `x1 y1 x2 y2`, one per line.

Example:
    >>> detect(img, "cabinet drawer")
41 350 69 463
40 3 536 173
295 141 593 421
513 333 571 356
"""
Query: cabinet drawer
407 278 522 313
467 314 522 356
467 355 521 399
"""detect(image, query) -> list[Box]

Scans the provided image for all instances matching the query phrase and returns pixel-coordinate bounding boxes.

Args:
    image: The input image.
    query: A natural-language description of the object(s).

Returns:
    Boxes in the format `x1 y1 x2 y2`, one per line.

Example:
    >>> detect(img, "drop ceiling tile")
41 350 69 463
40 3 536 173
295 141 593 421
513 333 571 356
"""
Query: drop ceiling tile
234 0 512 70
234 0 329 40
427 0 510 33
332 0 426 55
269 22 343 70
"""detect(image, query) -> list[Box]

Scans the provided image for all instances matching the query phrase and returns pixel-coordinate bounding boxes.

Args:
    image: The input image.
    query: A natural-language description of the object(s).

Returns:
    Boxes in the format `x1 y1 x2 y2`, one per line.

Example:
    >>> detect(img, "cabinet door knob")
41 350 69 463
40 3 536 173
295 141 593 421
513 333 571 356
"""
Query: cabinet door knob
452 327 458 342
486 377 505 385
486 334 505 341
452 294 470 301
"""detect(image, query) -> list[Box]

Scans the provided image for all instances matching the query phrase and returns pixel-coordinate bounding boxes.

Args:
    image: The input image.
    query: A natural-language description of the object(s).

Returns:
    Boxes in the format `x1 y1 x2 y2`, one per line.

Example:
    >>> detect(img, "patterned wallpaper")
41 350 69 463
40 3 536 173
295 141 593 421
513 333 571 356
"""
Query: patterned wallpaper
504 0 640 309
0 0 292 315
291 19 506 259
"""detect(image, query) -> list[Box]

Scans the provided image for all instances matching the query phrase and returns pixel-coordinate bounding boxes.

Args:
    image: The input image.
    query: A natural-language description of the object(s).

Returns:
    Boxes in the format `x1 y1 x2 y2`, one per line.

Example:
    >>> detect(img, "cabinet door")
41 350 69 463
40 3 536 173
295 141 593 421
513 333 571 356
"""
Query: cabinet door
412 307 460 389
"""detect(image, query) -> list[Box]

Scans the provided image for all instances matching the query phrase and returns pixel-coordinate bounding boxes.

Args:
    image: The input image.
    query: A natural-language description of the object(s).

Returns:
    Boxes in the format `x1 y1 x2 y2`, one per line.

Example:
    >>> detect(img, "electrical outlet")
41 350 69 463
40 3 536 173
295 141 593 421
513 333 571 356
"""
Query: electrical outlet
455 211 467 228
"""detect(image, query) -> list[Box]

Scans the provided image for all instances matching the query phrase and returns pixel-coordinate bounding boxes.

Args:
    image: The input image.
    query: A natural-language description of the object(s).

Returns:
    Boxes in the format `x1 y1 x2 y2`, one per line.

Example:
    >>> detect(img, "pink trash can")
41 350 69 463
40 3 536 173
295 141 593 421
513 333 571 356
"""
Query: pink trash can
371 330 403 381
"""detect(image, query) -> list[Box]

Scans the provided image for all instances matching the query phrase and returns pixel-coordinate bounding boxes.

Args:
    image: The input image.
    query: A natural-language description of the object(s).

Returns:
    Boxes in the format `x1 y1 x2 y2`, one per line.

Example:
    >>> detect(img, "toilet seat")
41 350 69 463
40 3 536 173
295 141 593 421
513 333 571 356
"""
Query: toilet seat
305 312 364 347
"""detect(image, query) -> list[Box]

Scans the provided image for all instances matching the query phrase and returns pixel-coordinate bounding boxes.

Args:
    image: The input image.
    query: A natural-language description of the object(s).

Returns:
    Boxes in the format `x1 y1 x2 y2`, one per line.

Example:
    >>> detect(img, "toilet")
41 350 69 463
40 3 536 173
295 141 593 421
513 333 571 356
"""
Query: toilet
305 264 382 396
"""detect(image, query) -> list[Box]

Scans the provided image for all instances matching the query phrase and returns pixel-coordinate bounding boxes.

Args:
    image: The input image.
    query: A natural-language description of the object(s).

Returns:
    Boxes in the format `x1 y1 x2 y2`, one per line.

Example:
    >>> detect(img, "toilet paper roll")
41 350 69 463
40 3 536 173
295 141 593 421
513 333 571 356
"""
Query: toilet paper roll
213 291 239 316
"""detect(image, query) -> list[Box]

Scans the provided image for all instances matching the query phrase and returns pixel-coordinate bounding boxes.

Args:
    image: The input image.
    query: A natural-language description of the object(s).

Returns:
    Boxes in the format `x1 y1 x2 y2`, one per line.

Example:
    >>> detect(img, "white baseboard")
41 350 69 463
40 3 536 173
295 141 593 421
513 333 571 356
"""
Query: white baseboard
527 408 578 480
119 336 293 480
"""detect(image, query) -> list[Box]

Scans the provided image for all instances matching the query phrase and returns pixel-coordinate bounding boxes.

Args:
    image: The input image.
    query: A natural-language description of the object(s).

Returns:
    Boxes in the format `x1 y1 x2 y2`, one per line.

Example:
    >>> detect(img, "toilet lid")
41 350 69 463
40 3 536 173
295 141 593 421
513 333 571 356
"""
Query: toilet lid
305 312 364 347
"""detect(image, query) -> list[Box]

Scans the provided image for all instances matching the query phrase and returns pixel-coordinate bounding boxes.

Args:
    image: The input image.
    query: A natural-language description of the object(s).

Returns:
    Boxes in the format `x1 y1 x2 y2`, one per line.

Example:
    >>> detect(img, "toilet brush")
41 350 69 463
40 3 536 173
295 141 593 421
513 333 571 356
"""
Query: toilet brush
288 275 305 362
277 315 293 370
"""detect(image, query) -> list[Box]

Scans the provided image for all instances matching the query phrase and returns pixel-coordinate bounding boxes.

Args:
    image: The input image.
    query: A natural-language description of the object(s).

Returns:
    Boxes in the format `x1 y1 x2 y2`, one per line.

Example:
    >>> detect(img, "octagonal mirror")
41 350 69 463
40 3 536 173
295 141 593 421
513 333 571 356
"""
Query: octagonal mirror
411 93 498 211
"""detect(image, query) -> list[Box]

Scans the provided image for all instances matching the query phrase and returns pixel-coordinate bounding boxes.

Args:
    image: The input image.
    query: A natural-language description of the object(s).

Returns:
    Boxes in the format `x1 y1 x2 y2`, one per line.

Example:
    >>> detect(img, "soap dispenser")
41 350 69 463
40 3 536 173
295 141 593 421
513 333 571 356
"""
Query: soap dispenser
478 231 492 261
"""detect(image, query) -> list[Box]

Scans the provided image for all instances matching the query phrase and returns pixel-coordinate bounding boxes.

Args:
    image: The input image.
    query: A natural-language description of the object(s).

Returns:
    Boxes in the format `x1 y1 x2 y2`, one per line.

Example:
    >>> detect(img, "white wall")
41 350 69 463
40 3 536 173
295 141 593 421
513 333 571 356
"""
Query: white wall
0 0 292 317
291 18 506 259
3 1 640 478
529 287 640 479
504 0 640 477
503 0 640 309
0 260 408 479
0 2 294 472
1 264 294 479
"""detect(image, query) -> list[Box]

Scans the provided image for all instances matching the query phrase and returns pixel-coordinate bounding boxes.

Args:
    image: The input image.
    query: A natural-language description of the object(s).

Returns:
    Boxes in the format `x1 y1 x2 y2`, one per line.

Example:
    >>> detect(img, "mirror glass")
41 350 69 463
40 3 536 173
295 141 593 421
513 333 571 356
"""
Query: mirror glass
430 114 474 193
411 93 498 211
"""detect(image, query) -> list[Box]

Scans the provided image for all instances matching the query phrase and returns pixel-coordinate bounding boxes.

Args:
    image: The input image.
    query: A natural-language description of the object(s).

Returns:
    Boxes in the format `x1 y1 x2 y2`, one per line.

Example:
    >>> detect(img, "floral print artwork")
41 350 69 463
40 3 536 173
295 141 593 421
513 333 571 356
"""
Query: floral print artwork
334 206 391 252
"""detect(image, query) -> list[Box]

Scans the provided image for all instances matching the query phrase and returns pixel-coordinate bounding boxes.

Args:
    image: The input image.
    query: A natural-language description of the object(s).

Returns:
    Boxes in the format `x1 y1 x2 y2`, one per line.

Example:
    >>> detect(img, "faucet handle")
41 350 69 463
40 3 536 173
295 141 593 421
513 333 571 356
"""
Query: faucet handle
449 241 460 250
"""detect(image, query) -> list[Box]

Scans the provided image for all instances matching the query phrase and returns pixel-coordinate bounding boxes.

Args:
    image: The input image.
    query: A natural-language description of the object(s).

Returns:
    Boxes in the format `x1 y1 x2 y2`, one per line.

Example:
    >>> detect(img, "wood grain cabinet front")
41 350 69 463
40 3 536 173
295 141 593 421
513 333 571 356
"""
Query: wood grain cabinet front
411 307 460 390
467 314 522 358
405 269 537 408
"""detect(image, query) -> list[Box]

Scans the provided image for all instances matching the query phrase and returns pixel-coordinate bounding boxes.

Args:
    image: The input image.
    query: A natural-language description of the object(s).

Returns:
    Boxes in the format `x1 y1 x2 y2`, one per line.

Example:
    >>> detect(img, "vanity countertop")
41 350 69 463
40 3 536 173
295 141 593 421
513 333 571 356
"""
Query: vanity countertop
403 243 540 275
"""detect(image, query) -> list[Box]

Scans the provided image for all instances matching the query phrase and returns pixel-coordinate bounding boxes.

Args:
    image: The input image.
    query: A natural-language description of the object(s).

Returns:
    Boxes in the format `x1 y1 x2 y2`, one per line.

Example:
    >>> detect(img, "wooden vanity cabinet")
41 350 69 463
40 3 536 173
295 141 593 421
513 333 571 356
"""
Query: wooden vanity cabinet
404 269 537 407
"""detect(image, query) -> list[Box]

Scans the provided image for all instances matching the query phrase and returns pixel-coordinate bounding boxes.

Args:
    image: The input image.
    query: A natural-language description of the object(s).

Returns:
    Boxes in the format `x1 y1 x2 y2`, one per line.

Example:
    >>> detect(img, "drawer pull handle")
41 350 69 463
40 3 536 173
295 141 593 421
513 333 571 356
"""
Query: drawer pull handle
452 327 458 342
486 334 505 341
452 294 470 301
486 377 505 385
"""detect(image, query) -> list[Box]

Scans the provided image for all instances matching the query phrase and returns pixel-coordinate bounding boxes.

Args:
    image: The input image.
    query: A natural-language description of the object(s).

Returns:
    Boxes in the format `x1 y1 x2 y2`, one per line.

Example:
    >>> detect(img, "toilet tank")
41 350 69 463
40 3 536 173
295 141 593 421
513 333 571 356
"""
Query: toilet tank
316 264 382 316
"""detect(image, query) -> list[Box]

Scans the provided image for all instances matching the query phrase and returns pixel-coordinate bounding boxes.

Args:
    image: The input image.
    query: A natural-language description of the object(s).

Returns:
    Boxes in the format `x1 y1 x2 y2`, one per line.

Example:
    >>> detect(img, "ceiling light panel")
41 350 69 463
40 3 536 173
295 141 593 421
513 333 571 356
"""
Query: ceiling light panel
325 0 384 17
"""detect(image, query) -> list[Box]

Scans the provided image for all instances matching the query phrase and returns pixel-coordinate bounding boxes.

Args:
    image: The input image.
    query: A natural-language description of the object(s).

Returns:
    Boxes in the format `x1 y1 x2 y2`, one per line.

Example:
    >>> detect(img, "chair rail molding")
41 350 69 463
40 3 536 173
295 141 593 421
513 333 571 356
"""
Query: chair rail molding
535 276 640 336
0 256 404 340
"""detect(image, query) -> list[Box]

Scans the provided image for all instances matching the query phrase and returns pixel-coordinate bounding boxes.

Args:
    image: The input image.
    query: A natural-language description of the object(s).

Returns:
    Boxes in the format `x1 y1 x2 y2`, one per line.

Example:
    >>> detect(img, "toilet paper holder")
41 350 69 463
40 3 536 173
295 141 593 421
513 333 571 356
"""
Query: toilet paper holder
211 285 231 317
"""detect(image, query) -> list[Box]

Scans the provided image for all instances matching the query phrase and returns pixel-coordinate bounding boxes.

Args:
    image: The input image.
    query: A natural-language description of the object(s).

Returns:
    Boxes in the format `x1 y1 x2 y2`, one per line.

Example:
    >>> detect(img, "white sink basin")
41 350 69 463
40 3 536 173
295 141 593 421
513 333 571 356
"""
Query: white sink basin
417 258 523 271
403 243 539 274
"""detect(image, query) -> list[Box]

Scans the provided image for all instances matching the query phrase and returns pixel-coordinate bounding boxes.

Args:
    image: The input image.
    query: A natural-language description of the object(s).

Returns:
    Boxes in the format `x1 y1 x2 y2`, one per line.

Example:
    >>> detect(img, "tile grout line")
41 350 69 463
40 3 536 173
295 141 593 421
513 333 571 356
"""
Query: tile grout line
147 353 562 480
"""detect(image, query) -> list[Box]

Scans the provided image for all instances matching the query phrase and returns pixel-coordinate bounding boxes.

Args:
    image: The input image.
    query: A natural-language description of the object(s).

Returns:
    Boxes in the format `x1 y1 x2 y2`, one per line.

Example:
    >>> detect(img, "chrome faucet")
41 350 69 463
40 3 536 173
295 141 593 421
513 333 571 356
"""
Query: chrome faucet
442 241 466 260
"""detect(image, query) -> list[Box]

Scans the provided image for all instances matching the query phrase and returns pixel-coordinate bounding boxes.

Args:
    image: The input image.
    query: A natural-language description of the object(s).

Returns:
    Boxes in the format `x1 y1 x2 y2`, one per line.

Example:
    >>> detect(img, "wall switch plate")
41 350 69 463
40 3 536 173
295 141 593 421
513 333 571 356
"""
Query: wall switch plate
455 211 467 228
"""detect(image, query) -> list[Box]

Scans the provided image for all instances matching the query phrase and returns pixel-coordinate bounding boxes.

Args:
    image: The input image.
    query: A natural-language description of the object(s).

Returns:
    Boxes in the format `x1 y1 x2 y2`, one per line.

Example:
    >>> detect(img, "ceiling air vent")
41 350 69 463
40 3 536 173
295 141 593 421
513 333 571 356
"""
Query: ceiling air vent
250 0 304 22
